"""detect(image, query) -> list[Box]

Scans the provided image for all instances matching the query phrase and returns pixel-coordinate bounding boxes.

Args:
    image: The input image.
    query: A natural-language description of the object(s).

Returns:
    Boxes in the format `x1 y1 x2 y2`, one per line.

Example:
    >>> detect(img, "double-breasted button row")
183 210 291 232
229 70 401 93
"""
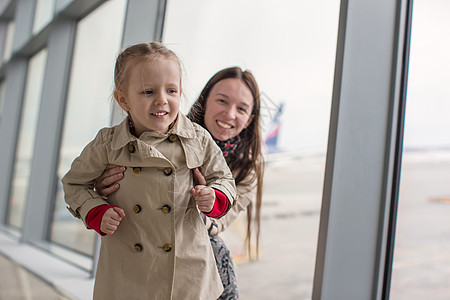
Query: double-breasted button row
134 243 173 253
132 166 172 176
133 204 171 214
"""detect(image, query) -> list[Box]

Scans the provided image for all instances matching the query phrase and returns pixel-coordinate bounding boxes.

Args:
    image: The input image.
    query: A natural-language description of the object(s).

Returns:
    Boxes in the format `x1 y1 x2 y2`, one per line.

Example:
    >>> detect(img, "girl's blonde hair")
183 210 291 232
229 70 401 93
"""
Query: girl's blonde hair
114 41 182 93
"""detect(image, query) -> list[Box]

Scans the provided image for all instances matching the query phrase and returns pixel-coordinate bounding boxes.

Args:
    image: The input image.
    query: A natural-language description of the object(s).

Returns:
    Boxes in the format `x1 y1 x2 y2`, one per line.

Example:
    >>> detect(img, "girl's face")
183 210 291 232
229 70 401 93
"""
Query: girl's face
115 57 181 136
204 78 254 141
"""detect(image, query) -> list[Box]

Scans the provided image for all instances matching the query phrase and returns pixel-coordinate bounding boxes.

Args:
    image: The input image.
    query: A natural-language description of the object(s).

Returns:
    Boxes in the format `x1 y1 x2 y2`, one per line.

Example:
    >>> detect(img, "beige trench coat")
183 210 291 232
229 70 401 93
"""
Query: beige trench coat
62 113 236 300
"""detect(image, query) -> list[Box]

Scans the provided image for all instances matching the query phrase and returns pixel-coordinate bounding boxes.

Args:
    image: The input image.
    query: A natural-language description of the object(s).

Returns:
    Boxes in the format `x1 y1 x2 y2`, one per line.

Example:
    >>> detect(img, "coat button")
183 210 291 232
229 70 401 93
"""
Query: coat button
160 205 171 214
133 205 142 213
163 244 173 252
163 167 173 176
128 144 136 153
134 243 143 252
133 167 141 174
168 134 177 143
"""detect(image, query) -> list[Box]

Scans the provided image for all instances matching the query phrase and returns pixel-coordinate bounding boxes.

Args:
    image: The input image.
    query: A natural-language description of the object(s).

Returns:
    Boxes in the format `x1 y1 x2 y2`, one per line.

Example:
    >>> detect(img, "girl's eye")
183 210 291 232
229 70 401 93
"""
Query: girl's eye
168 89 177 94
144 90 153 95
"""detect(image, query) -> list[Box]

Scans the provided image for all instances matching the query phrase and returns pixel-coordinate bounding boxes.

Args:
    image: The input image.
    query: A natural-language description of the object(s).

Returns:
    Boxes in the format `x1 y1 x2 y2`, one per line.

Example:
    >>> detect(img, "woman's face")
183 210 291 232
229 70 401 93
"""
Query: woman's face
204 78 254 141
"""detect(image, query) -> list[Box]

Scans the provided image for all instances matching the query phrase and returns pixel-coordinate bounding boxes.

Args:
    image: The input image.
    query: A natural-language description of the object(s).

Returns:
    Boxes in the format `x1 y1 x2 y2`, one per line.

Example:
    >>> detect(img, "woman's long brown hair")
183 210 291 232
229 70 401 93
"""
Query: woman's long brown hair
187 67 264 259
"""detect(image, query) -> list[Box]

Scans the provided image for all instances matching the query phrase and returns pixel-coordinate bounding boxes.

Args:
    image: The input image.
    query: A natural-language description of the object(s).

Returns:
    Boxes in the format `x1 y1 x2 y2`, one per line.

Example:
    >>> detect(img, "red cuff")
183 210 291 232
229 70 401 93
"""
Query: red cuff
203 189 230 218
86 205 116 236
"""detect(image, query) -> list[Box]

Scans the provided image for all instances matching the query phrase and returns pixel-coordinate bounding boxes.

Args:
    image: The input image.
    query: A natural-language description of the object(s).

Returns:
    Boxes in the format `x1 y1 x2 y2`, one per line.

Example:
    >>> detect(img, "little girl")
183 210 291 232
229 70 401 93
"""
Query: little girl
62 42 236 300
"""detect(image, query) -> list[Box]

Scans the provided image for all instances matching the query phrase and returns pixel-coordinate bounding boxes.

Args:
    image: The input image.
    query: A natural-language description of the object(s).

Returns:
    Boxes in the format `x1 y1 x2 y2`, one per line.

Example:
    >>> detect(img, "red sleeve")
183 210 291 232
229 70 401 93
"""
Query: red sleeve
86 205 115 236
203 189 230 219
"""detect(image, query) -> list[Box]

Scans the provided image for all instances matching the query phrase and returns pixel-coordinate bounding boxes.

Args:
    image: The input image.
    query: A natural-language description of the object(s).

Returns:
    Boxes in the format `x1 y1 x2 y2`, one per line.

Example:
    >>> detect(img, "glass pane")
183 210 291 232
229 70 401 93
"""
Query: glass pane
3 21 15 62
163 1 340 298
7 48 48 229
391 1 450 299
32 0 55 34
50 0 127 256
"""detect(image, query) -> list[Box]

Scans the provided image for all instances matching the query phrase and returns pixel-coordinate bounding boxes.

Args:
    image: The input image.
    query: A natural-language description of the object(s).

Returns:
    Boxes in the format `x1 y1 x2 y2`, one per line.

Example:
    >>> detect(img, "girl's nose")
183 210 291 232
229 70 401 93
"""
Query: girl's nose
154 92 168 106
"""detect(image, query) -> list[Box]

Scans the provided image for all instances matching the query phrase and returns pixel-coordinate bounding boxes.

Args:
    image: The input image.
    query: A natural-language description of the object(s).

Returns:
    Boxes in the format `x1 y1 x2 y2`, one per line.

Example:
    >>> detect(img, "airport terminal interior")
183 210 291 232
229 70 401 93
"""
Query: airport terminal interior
0 0 449 299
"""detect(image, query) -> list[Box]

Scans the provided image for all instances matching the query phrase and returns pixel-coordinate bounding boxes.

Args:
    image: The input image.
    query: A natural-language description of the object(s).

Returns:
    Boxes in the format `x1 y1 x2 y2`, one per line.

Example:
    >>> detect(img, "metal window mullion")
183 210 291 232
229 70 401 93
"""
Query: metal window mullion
0 58 28 224
312 0 411 299
22 17 77 243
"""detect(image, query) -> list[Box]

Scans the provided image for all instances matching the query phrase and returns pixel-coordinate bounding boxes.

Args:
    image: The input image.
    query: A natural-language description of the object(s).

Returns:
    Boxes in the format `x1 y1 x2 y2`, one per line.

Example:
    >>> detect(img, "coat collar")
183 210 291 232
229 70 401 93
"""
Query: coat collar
111 113 197 150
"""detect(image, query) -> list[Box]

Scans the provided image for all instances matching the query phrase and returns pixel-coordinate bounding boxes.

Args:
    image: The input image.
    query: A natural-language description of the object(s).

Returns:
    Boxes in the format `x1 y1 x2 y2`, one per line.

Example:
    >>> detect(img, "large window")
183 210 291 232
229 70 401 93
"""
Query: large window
163 0 340 298
391 1 450 299
7 48 48 229
50 0 127 256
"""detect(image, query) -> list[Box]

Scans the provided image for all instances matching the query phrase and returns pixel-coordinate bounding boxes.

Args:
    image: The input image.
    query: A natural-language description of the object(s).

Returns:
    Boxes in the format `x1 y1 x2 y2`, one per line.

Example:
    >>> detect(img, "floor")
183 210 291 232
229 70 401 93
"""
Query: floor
0 253 69 300
0 232 94 300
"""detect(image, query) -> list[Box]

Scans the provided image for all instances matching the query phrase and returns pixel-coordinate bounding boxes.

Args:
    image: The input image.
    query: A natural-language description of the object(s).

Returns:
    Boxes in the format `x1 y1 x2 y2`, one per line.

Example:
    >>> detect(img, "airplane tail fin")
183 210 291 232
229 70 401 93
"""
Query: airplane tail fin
264 102 284 153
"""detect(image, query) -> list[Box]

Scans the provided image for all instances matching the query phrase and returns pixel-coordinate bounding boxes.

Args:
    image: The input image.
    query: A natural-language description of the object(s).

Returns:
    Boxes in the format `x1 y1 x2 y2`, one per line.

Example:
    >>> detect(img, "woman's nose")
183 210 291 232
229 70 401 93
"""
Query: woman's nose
224 106 237 119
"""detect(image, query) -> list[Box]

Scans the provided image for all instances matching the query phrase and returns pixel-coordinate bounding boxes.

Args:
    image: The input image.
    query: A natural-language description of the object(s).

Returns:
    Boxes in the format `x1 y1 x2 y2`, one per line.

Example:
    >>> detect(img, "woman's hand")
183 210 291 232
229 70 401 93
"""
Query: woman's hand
191 168 215 213
95 164 126 196
100 207 125 235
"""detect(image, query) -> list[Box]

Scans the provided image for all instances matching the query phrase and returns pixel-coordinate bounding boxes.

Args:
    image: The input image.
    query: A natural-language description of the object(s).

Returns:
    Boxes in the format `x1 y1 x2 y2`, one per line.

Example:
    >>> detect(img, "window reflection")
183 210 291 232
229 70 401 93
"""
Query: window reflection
7 48 48 229
32 0 55 34
163 0 339 298
50 0 127 256
391 1 450 299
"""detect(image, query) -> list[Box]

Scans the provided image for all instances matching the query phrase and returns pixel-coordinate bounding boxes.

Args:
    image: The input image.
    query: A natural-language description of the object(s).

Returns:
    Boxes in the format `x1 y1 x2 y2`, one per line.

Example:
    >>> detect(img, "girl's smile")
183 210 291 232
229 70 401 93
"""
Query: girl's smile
151 111 169 118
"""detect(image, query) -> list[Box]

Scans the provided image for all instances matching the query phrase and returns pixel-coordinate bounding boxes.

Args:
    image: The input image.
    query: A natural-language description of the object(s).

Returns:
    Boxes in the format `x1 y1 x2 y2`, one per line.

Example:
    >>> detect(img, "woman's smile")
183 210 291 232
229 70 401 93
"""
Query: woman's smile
216 120 233 129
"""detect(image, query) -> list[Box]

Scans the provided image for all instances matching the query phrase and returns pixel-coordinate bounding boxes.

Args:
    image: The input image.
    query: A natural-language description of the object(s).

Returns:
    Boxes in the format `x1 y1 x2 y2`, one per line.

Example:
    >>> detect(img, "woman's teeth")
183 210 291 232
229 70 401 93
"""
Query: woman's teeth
217 120 232 129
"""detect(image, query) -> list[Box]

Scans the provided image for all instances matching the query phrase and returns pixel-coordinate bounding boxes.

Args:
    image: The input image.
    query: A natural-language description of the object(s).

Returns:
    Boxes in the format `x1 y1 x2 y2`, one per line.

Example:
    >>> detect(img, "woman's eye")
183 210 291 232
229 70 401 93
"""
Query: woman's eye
238 107 247 113
217 99 226 104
